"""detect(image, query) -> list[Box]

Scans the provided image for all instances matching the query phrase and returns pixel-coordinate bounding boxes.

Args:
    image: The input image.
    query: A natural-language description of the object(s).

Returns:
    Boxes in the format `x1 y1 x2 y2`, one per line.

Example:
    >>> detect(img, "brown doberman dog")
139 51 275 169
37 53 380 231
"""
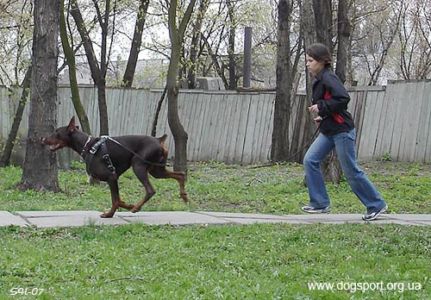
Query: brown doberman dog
41 117 188 218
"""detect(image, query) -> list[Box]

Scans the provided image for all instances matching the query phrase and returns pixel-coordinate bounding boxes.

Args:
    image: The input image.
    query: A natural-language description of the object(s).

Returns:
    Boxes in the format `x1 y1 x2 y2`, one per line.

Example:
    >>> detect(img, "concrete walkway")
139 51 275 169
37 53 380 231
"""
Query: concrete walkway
1 211 430 228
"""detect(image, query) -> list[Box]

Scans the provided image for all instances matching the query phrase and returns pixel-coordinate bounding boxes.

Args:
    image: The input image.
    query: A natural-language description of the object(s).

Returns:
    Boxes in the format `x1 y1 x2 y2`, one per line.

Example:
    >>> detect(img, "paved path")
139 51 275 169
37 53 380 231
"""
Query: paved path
1 211 430 228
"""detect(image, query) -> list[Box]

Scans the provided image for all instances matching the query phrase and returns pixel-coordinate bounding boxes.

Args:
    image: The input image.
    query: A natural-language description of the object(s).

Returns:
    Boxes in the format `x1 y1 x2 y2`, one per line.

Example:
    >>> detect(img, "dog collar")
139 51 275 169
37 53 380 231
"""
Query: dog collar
81 136 93 157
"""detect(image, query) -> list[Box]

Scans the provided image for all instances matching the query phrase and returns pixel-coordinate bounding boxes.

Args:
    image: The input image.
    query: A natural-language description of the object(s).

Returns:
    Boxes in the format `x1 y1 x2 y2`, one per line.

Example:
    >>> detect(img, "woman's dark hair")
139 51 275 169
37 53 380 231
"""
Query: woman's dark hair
306 43 332 67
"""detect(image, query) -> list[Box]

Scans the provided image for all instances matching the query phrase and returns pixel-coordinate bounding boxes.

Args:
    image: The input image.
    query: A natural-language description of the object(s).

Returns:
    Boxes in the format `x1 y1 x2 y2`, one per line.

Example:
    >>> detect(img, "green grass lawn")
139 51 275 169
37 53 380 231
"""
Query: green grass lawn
0 160 430 214
0 224 430 299
0 161 430 299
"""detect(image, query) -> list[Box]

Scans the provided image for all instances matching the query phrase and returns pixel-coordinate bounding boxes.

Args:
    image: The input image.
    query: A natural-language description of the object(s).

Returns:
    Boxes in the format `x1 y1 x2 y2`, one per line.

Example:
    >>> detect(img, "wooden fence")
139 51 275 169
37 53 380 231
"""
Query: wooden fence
1 80 430 165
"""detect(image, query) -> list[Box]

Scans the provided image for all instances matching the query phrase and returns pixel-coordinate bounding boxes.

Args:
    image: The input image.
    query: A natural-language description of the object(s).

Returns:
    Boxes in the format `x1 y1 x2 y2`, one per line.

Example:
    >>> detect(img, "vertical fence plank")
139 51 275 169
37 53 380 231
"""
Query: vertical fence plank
241 93 258 164
197 92 213 161
415 83 431 162
236 94 252 164
209 92 225 160
215 93 230 162
390 82 411 160
358 90 381 159
399 82 423 161
256 93 270 162
374 84 396 158
181 91 194 160
1 88 12 138
226 94 244 163
187 92 201 160
252 94 266 164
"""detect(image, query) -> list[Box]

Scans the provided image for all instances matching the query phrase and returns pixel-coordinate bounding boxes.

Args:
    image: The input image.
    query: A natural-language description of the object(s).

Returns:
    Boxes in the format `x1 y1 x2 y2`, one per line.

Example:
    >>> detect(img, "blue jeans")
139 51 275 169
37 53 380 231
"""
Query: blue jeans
303 129 386 212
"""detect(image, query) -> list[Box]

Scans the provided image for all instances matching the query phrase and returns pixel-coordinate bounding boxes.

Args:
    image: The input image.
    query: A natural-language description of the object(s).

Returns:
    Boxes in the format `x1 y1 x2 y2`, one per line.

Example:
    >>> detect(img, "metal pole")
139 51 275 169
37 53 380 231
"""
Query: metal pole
243 27 252 88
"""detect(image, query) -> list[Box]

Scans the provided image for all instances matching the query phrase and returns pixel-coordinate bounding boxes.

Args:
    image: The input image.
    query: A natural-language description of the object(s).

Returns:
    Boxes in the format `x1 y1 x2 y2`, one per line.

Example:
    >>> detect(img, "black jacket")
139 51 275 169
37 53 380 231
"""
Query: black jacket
312 67 354 135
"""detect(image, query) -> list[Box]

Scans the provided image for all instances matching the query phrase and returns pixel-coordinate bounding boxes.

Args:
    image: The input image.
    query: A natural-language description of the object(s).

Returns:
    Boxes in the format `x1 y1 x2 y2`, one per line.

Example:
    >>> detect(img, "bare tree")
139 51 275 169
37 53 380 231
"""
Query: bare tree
313 0 333 50
200 2 230 88
122 0 151 87
60 0 91 134
297 0 319 163
271 0 295 161
0 1 33 167
180 0 278 90
0 66 31 167
335 0 351 84
186 0 209 89
352 1 403 85
70 0 115 135
166 0 197 172
398 0 431 79
201 32 229 87
226 0 238 89
0 0 32 86
311 0 342 183
20 0 59 191
301 0 316 94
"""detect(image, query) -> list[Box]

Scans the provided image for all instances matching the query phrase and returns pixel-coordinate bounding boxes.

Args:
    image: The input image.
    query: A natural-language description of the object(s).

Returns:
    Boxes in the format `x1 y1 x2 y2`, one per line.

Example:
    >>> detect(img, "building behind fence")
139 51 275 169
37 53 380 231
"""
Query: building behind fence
1 80 431 166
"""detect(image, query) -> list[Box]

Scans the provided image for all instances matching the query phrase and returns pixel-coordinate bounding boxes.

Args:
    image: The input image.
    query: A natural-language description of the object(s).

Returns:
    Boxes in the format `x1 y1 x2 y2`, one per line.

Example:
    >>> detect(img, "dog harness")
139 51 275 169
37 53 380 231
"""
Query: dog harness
81 135 168 175
82 136 117 179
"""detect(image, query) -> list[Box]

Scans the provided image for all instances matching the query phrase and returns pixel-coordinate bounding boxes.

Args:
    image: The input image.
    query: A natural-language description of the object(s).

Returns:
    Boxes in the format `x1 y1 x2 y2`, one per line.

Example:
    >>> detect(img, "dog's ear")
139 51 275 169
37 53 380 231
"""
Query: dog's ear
67 116 77 133
157 134 168 144
158 134 169 158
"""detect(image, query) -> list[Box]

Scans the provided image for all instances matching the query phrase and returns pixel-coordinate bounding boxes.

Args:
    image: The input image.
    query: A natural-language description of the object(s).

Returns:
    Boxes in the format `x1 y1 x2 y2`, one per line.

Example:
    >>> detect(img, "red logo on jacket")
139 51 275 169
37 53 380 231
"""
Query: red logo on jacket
323 90 344 124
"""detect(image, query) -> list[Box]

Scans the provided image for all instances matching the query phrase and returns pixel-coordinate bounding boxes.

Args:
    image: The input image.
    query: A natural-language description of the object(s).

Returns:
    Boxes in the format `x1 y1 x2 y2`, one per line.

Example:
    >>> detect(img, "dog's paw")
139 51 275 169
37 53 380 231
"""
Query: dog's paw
119 201 134 210
100 212 114 218
131 206 141 213
180 192 188 202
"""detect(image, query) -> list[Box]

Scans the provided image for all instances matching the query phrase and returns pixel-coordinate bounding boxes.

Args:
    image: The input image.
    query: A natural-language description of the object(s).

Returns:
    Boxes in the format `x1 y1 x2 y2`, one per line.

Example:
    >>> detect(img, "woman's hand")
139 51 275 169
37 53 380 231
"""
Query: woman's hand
309 104 321 125
308 104 319 114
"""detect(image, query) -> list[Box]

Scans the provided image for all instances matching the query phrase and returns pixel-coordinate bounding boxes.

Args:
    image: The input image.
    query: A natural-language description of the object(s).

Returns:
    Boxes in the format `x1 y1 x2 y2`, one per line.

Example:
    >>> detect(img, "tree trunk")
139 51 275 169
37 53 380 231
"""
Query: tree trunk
59 0 91 134
0 66 31 167
70 0 109 135
271 0 293 161
167 63 188 171
313 0 333 50
20 0 59 191
335 0 350 84
187 0 209 89
97 80 109 135
151 85 167 137
300 0 320 183
300 0 319 154
167 0 196 172
122 0 150 87
321 150 343 184
313 0 342 184
346 34 354 86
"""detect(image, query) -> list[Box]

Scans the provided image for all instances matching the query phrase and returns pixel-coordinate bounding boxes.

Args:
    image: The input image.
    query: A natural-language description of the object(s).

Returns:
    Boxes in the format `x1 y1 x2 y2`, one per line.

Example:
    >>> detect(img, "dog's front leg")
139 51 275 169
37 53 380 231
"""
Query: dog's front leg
100 179 121 218
131 164 155 213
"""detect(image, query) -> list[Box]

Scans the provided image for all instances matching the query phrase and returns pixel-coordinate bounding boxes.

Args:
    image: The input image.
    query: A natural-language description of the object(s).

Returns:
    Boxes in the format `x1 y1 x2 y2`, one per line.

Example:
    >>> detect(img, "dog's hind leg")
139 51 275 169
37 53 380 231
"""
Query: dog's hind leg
100 179 133 218
119 200 134 210
131 163 156 213
149 167 188 203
